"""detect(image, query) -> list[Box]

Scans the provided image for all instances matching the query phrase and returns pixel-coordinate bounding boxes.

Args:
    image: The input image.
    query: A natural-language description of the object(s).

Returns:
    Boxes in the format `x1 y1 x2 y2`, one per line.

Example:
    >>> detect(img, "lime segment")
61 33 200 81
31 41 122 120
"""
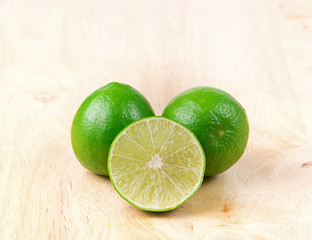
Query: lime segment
108 117 205 212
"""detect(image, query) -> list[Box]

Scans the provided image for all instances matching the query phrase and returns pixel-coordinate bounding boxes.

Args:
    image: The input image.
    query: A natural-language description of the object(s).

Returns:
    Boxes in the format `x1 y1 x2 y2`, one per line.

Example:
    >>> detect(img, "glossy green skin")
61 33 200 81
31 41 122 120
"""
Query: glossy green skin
71 82 154 175
163 87 249 176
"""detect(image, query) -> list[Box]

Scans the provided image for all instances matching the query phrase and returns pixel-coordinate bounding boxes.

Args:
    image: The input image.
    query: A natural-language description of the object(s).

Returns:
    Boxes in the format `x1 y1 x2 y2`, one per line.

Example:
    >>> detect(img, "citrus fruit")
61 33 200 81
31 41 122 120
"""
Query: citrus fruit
71 82 154 175
108 117 205 212
162 87 249 176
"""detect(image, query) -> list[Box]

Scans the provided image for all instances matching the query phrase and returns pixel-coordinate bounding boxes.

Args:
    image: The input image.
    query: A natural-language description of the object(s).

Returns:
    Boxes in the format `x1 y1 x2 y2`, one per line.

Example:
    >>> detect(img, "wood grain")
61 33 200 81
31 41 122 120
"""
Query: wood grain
0 0 311 239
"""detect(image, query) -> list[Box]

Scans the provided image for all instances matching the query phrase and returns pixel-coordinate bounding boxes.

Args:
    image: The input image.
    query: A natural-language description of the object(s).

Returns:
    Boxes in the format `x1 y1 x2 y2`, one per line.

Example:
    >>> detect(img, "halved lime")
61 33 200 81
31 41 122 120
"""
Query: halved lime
107 117 205 212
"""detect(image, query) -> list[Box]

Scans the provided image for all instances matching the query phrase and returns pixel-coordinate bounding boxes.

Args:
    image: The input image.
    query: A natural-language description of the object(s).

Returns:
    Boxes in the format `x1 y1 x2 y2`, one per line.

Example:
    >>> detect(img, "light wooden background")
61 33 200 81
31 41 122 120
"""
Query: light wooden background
1 0 312 239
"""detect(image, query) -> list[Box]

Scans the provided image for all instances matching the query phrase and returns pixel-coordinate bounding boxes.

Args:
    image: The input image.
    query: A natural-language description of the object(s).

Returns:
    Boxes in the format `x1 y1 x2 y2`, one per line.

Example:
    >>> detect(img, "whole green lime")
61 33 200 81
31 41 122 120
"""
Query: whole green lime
71 82 154 175
162 87 249 176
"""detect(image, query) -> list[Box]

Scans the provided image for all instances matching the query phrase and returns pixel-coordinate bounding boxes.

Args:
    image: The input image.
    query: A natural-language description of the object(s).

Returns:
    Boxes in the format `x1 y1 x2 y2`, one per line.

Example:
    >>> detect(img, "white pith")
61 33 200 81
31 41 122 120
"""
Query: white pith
147 154 163 169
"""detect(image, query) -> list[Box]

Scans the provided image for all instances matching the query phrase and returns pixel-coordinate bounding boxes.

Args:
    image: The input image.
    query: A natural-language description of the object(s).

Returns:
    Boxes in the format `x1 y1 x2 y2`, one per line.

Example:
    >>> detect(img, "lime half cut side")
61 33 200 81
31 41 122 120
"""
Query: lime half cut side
108 117 205 212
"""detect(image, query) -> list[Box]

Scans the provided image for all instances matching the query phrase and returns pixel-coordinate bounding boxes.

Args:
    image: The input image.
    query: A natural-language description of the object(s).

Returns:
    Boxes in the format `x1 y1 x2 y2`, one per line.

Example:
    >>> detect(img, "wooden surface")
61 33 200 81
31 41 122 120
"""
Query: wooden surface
1 0 312 239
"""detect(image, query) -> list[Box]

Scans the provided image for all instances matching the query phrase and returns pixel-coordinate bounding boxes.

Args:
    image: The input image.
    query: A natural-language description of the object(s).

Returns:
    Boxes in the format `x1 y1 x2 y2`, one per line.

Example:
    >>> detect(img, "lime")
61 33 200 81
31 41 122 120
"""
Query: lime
108 117 205 212
162 87 249 176
71 82 154 175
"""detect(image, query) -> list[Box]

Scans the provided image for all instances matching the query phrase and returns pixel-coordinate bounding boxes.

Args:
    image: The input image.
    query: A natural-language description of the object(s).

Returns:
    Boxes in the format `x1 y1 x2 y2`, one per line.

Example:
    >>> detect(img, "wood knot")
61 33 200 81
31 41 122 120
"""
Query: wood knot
222 203 230 213
301 161 312 168
35 93 55 102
